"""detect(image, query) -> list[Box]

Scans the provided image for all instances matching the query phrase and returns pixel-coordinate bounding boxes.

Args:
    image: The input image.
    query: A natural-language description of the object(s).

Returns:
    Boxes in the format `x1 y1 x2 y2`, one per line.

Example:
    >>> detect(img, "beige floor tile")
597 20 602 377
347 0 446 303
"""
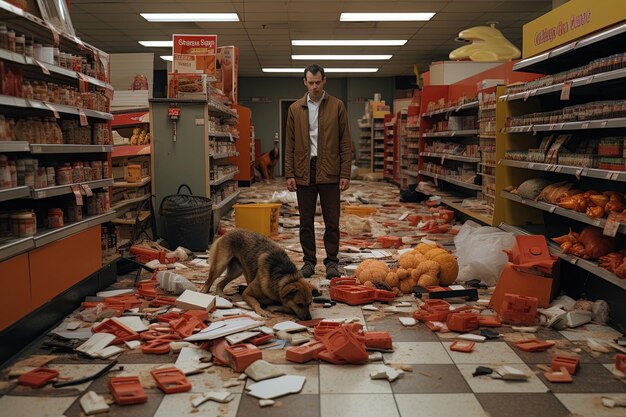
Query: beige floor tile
321 394 399 417
319 364 393 394
555 393 626 417
0 395 76 417
559 324 622 341
442 341 523 365
383 342 453 364
153 392 241 417
457 364 549 393
395 393 488 417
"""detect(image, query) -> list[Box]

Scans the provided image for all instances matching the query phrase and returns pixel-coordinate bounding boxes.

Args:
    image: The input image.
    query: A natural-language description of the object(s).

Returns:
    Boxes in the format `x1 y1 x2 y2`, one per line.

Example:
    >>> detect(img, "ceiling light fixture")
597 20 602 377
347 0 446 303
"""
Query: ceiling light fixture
139 41 173 47
292 40 407 46
340 13 435 21
292 55 391 60
160 55 173 61
263 68 379 73
140 13 239 22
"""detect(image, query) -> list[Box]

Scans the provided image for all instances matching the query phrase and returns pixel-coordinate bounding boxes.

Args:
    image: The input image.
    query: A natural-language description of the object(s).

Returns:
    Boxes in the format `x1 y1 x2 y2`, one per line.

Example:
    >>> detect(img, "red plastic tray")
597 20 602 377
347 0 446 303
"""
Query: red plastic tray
330 284 395 306
150 367 191 393
108 376 147 405
18 368 59 388
92 319 140 344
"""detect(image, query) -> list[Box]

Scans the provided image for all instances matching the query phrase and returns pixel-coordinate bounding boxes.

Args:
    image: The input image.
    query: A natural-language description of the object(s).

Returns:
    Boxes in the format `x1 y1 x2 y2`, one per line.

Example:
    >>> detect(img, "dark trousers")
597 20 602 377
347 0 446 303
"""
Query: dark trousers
296 157 340 267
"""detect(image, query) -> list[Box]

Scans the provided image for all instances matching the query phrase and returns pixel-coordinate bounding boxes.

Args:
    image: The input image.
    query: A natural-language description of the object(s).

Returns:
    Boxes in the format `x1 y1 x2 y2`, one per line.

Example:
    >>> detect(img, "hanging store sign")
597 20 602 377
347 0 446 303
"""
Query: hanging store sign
172 34 218 79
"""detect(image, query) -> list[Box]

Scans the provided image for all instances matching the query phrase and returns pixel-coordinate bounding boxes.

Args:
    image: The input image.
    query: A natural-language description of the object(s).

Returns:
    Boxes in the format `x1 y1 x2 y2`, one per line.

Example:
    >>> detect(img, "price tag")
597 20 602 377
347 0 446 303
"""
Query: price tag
548 205 556 213
560 81 572 100
44 103 60 119
441 155 446 165
73 35 86 50
555 165 563 173
575 168 583 180
606 171 614 179
603 218 620 237
521 198 527 205
549 123 556 131
104 88 114 100
228 133 234 142
451 131 456 137
71 185 83 206
569 256 578 264
77 72 90 92
532 126 537 135
600 120 608 128
524 90 531 101
529 162 535 169
35 190 46 199
611 172 620 181
81 184 93 197
434 176 438 187
586 75 595 84
593 219 602 227
45 22 60 47
32 58 50 75
79 109 88 126
581 122 589 129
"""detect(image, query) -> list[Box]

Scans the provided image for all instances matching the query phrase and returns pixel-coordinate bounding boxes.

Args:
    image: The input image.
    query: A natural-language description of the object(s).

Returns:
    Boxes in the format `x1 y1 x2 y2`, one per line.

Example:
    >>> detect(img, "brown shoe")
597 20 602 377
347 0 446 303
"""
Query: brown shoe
325 263 343 279
301 263 315 278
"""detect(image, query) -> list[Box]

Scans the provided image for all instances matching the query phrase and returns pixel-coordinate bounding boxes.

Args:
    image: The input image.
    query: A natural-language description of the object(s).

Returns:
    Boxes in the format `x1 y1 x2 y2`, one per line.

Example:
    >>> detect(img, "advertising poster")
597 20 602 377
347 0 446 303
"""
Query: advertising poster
172 34 217 78
217 45 238 103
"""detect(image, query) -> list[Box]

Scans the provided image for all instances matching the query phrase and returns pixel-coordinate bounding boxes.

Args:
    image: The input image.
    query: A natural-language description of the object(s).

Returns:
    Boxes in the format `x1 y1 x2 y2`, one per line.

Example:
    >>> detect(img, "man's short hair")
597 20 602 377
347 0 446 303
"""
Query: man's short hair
304 64 325 79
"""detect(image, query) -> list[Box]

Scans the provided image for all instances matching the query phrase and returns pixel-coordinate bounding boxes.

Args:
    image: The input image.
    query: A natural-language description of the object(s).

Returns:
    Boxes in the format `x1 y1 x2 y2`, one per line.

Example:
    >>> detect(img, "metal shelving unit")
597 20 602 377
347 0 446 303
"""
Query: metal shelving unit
422 129 480 138
499 159 626 182
504 117 626 133
419 170 482 191
421 152 480 163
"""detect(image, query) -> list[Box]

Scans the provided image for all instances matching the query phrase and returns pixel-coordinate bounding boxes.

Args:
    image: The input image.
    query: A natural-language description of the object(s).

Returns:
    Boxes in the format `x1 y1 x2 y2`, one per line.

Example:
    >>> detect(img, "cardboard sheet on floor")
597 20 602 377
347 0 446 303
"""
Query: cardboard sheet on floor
185 318 262 341
246 375 306 399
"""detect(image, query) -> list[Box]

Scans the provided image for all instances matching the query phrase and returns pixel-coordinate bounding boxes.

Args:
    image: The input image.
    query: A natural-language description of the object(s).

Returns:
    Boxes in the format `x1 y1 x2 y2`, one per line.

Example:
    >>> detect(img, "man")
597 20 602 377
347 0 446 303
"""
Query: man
285 64 352 279
256 139 280 181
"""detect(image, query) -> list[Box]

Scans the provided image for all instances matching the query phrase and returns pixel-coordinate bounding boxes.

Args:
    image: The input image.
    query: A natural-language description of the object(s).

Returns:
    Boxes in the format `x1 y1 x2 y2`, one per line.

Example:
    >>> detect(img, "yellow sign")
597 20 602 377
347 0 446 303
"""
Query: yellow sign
522 0 626 58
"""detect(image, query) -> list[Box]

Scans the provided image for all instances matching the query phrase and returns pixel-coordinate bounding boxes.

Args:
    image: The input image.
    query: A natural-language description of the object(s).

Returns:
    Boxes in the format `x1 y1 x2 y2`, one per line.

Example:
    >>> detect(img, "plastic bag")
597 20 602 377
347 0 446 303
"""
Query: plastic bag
270 190 298 205
453 220 516 286
341 214 386 237
157 271 197 294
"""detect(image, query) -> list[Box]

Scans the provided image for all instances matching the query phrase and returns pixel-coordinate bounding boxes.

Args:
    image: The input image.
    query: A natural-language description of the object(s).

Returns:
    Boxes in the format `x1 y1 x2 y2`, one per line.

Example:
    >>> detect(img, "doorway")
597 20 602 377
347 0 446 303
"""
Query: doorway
278 99 297 177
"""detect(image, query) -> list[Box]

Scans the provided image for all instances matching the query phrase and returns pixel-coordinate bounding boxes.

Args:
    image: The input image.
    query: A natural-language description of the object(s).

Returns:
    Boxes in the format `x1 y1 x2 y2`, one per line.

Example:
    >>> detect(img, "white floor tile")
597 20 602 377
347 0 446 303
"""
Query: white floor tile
442 341 523 365
319 364 392 394
395 393 488 417
0 395 76 417
559 324 622 341
457 364 549 393
321 394 399 417
153 392 241 417
383 342 453 364
555 393 626 417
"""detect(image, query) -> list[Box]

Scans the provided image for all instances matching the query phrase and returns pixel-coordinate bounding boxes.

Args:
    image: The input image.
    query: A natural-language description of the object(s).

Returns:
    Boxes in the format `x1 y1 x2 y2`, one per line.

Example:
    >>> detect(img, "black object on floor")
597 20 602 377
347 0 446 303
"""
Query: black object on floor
473 366 494 377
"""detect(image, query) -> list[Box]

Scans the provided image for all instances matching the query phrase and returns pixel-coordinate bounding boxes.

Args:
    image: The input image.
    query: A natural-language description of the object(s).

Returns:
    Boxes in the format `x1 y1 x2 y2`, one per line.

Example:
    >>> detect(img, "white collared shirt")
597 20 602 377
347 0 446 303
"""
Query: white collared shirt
307 91 325 157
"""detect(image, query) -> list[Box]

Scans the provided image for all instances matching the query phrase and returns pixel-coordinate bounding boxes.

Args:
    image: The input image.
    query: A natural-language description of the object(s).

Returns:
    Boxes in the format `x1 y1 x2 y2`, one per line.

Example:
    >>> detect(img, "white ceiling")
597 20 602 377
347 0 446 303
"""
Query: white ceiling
70 0 553 77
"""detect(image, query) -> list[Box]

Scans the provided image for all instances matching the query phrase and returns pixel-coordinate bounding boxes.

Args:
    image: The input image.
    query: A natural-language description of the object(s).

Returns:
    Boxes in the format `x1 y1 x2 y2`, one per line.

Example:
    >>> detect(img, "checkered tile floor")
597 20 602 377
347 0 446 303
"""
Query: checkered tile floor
1 180 624 417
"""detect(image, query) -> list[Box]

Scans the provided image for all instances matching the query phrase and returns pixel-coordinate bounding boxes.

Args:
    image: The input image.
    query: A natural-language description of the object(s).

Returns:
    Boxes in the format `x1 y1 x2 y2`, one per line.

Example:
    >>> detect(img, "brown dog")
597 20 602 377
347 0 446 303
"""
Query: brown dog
200 229 315 320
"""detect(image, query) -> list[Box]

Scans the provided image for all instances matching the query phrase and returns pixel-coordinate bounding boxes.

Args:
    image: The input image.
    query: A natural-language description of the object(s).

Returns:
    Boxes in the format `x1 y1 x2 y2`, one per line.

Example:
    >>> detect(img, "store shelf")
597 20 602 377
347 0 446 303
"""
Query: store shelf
111 110 149 128
480 162 496 168
0 94 112 120
501 191 626 234
211 171 239 186
0 236 34 263
208 102 238 118
30 144 114 154
32 178 114 199
504 117 626 133
112 145 151 158
421 152 480 163
501 68 626 101
210 151 239 159
440 197 493 225
0 186 30 202
0 141 30 152
479 135 497 140
498 222 626 291
421 101 479 118
499 159 626 182
419 171 482 191
34 211 117 248
422 130 479 138
111 211 151 225
112 176 151 188
213 190 240 210
111 194 150 211
209 132 239 140
513 21 626 74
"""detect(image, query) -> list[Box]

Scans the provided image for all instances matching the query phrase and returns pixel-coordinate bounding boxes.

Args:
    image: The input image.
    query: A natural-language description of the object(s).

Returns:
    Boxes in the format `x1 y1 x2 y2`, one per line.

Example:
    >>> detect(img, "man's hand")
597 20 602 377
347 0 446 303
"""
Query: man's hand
287 178 297 192
340 178 350 192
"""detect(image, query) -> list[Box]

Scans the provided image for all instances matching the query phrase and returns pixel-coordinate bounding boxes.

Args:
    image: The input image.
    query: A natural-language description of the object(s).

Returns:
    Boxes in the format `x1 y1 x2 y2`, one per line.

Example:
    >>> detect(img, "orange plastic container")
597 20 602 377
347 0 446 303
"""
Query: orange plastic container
182 310 209 321
499 293 538 325
363 331 392 350
551 355 579 374
150 368 191 393
18 368 59 388
136 280 157 298
446 312 479 333
314 321 342 340
450 340 475 352
108 376 147 405
513 338 555 352
376 236 402 249
330 284 395 305
92 318 140 344
142 338 176 354
285 340 326 363
225 344 263 372
616 354 626 373
477 315 502 327
317 349 348 364
169 316 206 338
321 327 368 363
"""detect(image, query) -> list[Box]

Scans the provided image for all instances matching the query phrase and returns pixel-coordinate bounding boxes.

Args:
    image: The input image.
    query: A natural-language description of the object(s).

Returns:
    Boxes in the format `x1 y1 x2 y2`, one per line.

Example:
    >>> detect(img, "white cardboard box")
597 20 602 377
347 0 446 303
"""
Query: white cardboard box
175 290 216 311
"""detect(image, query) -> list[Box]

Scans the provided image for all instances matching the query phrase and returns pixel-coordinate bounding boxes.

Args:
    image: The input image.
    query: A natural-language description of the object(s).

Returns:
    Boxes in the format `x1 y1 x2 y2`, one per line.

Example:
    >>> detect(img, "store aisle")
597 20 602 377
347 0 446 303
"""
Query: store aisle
0 179 624 417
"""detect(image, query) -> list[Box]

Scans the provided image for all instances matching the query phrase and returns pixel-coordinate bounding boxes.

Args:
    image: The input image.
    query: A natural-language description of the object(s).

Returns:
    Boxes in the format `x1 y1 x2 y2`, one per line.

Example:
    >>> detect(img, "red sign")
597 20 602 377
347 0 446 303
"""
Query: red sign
168 107 181 117
172 34 217 78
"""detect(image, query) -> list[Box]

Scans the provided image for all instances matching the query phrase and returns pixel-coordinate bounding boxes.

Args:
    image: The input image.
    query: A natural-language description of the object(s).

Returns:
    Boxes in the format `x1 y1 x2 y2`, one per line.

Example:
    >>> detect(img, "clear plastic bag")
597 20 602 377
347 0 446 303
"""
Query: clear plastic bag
156 271 197 294
453 220 516 286
270 190 297 204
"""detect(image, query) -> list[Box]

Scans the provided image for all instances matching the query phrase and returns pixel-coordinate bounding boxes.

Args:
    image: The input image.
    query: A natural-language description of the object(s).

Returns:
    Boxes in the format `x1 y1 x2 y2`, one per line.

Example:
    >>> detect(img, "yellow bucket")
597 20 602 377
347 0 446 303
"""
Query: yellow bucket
233 203 282 236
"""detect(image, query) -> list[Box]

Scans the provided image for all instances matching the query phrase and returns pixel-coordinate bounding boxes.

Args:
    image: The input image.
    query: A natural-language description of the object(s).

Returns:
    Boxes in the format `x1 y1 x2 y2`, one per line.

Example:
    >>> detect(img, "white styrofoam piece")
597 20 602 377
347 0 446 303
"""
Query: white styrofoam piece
190 258 209 267
191 391 233 408
175 290 216 311
234 301 253 310
565 310 593 328
587 338 610 353
512 326 539 333
273 321 307 333
362 305 379 311
176 347 212 365
550 295 576 310
494 366 529 380
458 333 487 343
246 375 306 399
368 352 383 361
145 259 163 269
259 399 275 407
79 391 110 415
448 285 466 291
95 288 135 298
216 296 234 309
170 341 197 353
66 321 82 330
210 308 247 318
96 345 124 359
225 331 261 345
114 316 149 332
124 340 141 350
476 299 490 306
185 318 262 341
258 326 274 335
173 262 189 269
395 302 412 308
383 306 400 313
399 317 417 327
399 211 410 221
245 360 285 381
369 366 403 382
177 362 213 376
238 374 248 381
289 333 310 346
77 333 116 357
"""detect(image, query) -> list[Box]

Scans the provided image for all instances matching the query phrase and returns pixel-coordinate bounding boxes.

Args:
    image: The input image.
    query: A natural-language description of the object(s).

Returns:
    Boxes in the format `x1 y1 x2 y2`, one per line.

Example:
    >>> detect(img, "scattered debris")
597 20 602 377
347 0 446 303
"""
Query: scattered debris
175 290 216 311
587 338 610 353
492 366 529 381
79 391 110 415
472 366 493 377
223 380 241 388
244 360 286 381
370 366 404 382
273 321 308 333
398 317 417 327
362 305 379 311
602 396 626 408
457 333 486 343
259 399 275 407
192 391 233 408
246 375 306 399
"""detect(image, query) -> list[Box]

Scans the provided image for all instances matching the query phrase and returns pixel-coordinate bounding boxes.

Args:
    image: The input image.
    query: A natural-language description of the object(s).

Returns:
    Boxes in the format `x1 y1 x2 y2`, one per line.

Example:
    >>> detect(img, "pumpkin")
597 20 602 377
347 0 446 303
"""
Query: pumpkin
425 248 448 260
415 242 437 255
431 253 459 286
417 274 438 287
398 250 426 269
355 259 389 283
385 271 399 288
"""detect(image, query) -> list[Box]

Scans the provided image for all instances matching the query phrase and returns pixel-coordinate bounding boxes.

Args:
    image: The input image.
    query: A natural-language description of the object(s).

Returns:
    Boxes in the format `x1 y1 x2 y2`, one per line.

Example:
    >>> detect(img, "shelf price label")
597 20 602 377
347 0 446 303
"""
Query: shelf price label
71 185 83 206
45 21 61 47
603 218 620 237
77 73 90 93
32 58 50 75
81 184 93 197
79 109 88 127
44 103 60 119
560 81 572 100
575 168 583 180
524 90 531 101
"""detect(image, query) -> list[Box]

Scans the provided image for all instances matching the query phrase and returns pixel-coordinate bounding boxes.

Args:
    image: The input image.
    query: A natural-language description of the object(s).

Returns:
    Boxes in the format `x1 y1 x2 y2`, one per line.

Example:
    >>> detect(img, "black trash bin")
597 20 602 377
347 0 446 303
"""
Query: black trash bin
159 184 212 251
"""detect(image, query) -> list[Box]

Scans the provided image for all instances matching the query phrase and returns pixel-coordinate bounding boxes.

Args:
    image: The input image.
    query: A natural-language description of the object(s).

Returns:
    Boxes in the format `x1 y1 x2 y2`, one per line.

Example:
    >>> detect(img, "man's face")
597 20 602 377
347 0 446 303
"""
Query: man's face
304 71 326 101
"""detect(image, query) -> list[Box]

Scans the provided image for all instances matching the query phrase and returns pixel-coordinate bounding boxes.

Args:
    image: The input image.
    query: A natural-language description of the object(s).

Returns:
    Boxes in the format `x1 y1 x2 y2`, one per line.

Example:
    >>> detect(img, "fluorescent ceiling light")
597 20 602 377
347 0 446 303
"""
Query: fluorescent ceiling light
140 13 239 22
292 40 407 46
160 55 173 61
139 41 173 47
263 68 378 73
340 13 435 21
292 54 391 60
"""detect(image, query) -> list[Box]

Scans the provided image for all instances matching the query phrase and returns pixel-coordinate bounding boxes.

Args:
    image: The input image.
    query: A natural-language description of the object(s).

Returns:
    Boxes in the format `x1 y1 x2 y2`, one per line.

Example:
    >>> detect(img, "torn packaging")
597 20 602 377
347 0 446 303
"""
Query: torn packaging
200 229 315 320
